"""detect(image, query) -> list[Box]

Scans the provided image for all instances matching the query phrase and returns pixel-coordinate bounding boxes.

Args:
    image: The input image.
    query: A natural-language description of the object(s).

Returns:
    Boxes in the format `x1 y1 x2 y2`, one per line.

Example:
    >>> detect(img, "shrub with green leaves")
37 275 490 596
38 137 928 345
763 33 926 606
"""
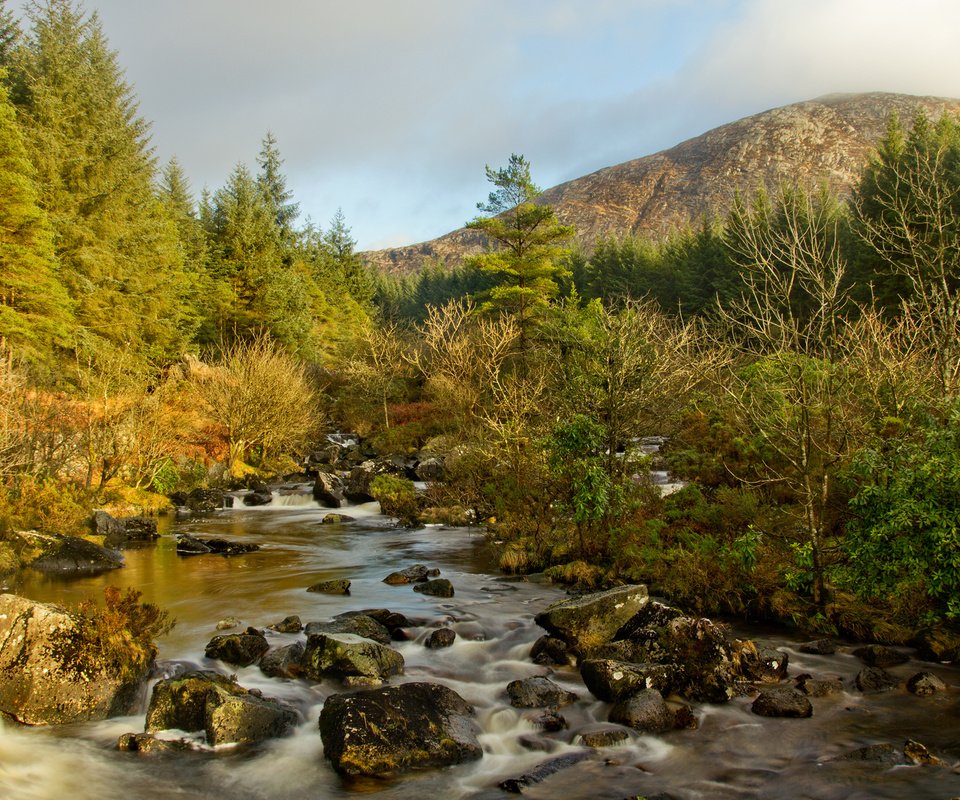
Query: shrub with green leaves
370 474 420 527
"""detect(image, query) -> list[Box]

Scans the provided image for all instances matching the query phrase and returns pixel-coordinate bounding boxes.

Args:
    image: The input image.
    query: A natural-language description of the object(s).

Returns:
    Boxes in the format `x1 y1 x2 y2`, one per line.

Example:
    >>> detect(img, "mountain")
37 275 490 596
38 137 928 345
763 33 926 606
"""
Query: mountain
363 92 960 275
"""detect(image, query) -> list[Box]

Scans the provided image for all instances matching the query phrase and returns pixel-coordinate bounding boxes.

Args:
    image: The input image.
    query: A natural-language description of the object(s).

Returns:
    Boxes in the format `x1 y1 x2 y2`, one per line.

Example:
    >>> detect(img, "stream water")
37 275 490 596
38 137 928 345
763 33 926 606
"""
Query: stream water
1 491 958 799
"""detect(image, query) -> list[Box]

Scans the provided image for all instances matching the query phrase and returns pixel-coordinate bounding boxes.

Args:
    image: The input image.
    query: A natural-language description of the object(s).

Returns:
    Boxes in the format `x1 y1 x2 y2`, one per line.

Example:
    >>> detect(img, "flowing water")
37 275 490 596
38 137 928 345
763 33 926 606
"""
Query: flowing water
1 491 958 799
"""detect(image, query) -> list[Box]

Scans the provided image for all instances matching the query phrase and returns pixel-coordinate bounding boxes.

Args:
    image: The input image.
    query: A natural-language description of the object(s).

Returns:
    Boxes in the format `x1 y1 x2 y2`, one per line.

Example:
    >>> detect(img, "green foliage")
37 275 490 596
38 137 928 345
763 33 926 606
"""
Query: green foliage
0 474 92 535
842 412 960 621
77 586 174 682
370 473 420 527
467 154 574 355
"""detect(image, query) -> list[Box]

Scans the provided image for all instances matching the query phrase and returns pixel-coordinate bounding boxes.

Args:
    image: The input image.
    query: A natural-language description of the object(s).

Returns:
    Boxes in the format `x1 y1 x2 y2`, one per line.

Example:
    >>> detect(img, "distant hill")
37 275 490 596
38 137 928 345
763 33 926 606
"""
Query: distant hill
363 92 960 275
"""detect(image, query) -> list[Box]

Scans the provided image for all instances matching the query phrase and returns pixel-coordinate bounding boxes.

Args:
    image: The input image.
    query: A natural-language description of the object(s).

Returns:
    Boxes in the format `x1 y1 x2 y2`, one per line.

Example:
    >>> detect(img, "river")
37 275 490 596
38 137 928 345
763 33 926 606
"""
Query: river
1 490 958 799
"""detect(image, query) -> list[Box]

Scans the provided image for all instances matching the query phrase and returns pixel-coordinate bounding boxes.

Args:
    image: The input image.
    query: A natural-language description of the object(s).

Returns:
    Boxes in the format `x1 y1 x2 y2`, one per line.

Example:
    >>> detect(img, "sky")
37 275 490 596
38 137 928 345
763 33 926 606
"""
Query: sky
11 0 960 250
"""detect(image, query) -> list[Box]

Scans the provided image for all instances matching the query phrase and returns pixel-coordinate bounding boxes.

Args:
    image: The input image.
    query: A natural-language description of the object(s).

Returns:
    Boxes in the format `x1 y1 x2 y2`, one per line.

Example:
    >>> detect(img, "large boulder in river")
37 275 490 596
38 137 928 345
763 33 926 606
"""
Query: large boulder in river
506 676 578 708
312 472 346 508
146 670 299 745
319 682 482 776
204 628 269 667
304 614 392 645
182 488 232 512
17 530 123 576
534 584 649 656
300 633 404 681
0 594 150 725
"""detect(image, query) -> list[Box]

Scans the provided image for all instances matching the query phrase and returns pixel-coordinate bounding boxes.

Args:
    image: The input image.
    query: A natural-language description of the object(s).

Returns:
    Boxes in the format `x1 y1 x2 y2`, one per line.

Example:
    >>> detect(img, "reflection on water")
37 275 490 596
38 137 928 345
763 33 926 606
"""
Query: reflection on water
3 497 960 799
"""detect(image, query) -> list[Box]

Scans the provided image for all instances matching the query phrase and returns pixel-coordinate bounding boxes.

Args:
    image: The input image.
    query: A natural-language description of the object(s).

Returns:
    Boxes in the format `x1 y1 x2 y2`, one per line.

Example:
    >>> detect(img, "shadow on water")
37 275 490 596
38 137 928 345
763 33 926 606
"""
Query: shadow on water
4 495 960 799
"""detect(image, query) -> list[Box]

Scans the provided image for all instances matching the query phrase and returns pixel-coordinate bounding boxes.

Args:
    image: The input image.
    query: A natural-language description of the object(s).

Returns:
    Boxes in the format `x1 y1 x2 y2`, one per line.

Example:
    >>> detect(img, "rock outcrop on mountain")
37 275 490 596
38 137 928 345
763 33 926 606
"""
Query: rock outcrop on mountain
363 93 960 275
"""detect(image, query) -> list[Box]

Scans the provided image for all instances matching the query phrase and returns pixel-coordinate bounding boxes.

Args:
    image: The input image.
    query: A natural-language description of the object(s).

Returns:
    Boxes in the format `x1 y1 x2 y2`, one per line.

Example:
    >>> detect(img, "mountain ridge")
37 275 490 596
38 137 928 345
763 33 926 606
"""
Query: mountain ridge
362 92 960 275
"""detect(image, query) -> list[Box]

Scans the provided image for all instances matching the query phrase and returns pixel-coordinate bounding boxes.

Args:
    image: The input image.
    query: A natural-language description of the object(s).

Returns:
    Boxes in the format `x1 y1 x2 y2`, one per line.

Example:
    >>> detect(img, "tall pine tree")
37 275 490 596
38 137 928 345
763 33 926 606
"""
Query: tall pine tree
12 0 193 364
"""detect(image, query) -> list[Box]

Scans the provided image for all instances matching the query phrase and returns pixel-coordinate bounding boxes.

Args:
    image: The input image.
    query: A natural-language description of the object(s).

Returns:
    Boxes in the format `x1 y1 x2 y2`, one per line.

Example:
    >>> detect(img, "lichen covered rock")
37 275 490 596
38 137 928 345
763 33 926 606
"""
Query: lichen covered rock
319 682 482 776
300 632 404 681
533 584 649 656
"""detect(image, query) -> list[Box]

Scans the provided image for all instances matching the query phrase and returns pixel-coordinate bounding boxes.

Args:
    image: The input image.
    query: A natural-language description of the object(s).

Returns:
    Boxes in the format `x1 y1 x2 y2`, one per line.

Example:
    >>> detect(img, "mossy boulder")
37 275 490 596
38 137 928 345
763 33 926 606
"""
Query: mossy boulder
304 614 392 645
319 682 482 776
300 633 404 681
533 584 649 656
0 594 149 725
145 670 299 745
580 658 673 703
608 688 674 734
17 530 123 576
413 578 454 598
505 676 577 708
204 628 269 667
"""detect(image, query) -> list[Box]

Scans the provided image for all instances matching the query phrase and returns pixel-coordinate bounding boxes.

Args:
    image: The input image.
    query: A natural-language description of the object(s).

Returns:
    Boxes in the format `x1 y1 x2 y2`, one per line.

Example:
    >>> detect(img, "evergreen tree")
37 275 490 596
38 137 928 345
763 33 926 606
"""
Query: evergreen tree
256 131 298 241
323 208 373 306
0 1 20 69
0 73 73 367
13 0 193 364
466 154 574 356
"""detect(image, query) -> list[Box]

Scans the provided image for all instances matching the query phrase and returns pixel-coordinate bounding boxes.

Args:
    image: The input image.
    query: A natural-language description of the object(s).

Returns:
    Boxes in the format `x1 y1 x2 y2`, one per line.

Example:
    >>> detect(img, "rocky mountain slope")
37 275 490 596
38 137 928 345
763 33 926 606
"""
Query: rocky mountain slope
364 92 960 275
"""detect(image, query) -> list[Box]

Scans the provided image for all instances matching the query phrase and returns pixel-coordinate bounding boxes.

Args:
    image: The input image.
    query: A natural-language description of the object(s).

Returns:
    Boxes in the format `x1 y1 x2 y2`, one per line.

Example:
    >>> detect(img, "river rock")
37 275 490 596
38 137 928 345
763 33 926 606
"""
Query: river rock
608 689 674 734
531 635 572 666
903 738 944 766
268 615 303 633
333 608 413 640
18 531 123 575
750 687 813 718
113 516 160 547
145 670 298 745
301 633 404 680
306 579 351 594
182 488 231 512
523 709 567 731
216 616 242 631
319 682 482 776
176 534 212 555
259 642 305 679
795 675 844 697
305 614 392 645
739 645 789 683
906 671 947 696
413 578 454 598
242 486 273 506
344 462 380 503
831 743 909 765
312 473 346 508
499 753 592 793
383 565 439 585
202 538 260 556
853 644 910 668
117 732 195 754
321 513 354 524
855 666 900 693
576 724 630 747
611 609 740 703
913 627 960 663
799 639 837 655
506 676 578 708
580 658 673 703
425 628 456 649
534 584 649 656
0 594 150 725
204 628 269 667
91 509 125 538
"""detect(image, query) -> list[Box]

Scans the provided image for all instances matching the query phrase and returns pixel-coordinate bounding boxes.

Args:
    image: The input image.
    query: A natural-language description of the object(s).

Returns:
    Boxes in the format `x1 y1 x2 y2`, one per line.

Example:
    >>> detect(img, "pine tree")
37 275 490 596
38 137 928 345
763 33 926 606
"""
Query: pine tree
323 208 373 306
466 153 574 357
13 0 193 364
256 131 299 241
0 73 73 367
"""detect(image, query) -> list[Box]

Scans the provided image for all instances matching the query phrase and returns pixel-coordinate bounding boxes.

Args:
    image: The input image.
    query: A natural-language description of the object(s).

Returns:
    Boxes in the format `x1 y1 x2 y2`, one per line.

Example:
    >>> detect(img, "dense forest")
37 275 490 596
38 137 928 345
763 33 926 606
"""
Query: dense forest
2 0 959 655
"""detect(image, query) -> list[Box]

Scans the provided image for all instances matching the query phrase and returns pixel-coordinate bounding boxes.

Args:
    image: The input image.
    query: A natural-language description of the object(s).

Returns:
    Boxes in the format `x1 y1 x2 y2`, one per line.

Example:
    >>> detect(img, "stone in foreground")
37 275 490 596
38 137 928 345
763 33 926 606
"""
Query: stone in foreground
0 594 150 725
319 682 482 776
751 687 813 718
533 584 649 656
506 676 577 708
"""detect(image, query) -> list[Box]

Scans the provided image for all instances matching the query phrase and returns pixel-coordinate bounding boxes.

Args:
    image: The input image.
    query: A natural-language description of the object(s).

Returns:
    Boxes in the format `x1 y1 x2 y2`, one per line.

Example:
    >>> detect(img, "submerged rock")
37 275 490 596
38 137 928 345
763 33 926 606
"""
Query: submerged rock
0 593 151 725
320 513 354 524
242 487 272 506
906 671 947 696
333 608 412 640
413 578 454 598
751 687 813 718
499 752 592 793
739 645 789 683
795 675 844 697
855 667 900 693
117 732 195 754
608 688 674 734
506 676 578 708
300 632 404 681
177 535 259 556
306 579 351 595
853 644 910 668
799 639 837 655
268 615 303 633
576 724 630 748
319 682 481 776
534 584 649 656
425 628 456 649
